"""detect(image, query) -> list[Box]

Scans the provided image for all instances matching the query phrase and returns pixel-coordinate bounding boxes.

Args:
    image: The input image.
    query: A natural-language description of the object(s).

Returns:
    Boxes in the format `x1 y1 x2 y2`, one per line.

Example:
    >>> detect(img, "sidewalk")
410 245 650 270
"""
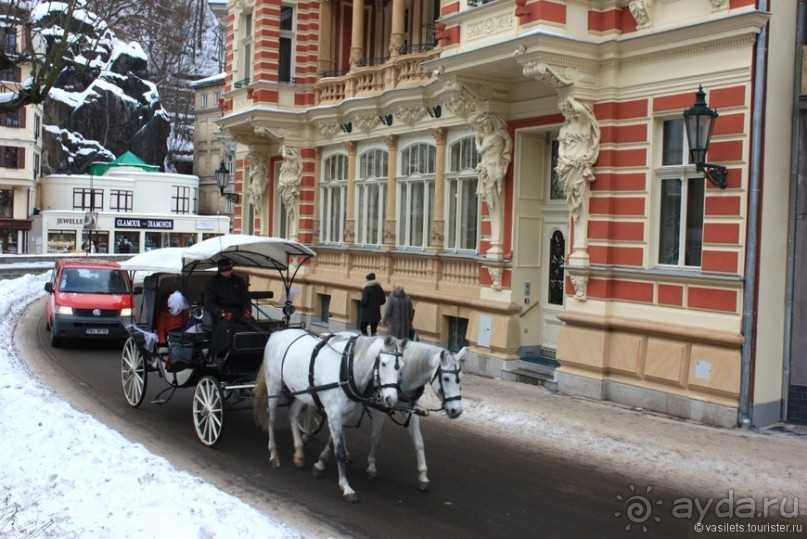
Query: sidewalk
427 372 806 503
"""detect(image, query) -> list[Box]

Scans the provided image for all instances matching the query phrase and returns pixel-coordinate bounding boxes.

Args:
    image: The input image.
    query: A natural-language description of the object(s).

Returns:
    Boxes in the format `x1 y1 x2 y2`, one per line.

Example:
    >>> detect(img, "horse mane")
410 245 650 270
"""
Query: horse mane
402 341 441 390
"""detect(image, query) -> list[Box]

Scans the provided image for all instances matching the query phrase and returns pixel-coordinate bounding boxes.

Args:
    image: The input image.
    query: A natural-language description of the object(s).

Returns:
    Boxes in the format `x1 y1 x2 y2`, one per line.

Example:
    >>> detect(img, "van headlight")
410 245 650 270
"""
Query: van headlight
55 305 74 315
120 308 133 317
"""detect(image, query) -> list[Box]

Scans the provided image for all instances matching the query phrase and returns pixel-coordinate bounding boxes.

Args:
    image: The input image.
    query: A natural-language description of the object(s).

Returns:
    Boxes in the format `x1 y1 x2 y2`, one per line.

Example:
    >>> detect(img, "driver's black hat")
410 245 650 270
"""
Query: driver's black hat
217 258 234 272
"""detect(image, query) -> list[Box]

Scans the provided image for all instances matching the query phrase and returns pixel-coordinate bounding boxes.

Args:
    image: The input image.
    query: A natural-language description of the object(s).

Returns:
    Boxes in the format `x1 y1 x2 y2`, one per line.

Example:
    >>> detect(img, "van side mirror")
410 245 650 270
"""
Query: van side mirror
44 282 53 293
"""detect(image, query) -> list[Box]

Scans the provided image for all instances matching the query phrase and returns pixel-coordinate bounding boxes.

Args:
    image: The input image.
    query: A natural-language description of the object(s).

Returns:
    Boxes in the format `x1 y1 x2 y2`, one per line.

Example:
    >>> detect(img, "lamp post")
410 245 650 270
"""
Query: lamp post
215 160 240 204
683 86 728 189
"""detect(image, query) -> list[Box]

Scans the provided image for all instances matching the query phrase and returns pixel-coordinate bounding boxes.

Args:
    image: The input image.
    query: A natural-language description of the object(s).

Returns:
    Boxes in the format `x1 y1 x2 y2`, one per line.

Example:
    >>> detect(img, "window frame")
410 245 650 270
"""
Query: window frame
655 118 705 268
355 147 388 247
279 4 295 83
446 136 480 253
72 188 103 211
109 189 133 212
320 153 348 244
171 185 191 215
397 143 436 249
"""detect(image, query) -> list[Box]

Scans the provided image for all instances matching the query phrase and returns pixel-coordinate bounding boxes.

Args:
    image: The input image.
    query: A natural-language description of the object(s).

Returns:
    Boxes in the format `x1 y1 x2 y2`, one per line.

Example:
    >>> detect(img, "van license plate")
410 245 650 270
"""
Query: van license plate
86 328 109 335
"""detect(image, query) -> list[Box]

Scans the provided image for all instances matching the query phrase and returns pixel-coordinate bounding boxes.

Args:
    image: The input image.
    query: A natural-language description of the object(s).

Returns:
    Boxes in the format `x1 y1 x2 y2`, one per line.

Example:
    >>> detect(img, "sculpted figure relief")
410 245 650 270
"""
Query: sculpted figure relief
278 145 303 225
247 152 269 217
555 96 600 222
471 112 512 210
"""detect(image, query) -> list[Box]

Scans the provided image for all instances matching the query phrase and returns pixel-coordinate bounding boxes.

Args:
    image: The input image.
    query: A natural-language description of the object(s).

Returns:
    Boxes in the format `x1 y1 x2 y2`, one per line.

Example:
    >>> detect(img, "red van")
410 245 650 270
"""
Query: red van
44 259 136 347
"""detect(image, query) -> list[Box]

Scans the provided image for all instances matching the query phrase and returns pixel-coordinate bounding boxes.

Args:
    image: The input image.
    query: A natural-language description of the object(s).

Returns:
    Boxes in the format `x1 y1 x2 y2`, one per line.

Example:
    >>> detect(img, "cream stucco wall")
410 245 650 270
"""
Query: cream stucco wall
753 1 798 423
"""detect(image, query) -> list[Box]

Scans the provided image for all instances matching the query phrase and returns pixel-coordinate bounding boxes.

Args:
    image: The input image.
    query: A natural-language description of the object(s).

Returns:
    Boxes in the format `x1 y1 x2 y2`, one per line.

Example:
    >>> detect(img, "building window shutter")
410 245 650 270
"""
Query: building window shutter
19 107 25 128
18 148 25 169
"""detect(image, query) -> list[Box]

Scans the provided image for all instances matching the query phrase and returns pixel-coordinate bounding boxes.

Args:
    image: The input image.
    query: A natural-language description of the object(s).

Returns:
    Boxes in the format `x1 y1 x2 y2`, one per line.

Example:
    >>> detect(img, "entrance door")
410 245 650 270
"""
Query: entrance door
540 214 567 355
539 137 567 356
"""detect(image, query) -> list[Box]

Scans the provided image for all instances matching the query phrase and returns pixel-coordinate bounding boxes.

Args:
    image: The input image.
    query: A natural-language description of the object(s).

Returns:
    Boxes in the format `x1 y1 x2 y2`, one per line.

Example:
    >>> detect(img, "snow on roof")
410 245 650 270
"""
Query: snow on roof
190 72 226 88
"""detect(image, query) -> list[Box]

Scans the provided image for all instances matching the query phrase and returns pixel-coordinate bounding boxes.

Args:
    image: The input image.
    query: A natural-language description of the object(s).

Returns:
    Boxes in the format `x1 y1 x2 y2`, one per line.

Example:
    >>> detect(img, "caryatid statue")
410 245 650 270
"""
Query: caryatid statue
471 112 512 258
278 144 303 239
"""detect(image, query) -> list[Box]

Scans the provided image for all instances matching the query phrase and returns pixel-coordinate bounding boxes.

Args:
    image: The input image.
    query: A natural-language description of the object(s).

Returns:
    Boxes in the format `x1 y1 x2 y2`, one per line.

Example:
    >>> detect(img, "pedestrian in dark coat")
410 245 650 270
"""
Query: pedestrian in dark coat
359 272 385 336
383 285 414 340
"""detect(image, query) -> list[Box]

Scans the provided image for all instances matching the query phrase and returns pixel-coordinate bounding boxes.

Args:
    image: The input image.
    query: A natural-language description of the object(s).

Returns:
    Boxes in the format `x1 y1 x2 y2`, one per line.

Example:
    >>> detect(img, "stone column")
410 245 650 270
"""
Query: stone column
383 135 398 250
344 141 357 245
350 0 365 68
389 0 405 58
430 127 446 252
312 147 322 243
318 0 333 75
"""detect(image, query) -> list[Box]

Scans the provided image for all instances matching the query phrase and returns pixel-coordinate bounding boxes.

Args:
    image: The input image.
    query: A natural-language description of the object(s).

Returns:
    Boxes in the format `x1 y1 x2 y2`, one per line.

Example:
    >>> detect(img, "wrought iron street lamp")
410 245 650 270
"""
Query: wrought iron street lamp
215 160 240 203
683 86 728 189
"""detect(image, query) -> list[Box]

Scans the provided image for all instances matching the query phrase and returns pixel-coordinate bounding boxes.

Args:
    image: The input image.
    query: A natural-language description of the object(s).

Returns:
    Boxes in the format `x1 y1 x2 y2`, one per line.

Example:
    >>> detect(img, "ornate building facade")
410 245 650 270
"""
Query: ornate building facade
217 0 801 428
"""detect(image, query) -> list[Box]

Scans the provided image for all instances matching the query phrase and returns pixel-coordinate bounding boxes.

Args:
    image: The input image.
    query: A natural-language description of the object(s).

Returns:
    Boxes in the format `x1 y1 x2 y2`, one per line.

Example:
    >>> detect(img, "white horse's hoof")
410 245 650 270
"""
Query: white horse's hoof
293 456 306 469
418 481 430 492
312 465 324 478
269 458 281 469
343 492 359 503
367 470 378 481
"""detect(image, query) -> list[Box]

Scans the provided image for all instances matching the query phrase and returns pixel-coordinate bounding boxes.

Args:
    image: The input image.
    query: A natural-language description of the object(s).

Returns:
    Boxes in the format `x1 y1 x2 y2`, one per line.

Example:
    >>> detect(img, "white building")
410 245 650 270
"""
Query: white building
30 152 229 254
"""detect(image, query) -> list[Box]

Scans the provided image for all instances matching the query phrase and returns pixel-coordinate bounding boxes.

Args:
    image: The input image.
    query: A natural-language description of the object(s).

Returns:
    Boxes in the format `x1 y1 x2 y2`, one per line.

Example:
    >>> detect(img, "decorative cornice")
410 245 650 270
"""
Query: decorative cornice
394 105 427 127
521 62 576 89
254 126 288 140
316 121 341 139
353 114 381 133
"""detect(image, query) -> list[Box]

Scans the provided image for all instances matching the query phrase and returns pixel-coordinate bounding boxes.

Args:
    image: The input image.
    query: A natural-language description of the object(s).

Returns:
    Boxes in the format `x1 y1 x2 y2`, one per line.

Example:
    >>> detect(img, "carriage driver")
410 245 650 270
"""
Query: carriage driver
204 258 252 362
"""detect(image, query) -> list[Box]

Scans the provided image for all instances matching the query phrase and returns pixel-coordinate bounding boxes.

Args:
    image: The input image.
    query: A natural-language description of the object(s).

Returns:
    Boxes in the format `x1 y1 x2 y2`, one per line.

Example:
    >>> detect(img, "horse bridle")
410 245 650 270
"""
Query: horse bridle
431 359 462 406
370 345 404 402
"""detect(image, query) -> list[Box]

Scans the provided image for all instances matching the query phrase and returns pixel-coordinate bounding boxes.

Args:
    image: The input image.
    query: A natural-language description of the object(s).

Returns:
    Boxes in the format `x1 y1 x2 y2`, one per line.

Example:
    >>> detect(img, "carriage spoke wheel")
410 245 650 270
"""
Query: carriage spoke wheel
121 337 147 407
298 406 325 443
193 376 225 447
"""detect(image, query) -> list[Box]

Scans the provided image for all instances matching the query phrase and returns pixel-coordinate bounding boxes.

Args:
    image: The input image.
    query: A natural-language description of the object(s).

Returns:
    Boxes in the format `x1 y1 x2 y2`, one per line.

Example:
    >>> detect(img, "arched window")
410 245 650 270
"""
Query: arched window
356 148 388 246
447 137 480 252
397 143 436 248
320 153 348 243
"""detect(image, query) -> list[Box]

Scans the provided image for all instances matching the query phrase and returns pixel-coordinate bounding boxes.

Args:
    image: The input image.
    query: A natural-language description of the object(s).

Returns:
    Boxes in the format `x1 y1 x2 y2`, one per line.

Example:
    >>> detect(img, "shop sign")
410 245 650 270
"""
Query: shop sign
196 219 217 231
115 218 174 230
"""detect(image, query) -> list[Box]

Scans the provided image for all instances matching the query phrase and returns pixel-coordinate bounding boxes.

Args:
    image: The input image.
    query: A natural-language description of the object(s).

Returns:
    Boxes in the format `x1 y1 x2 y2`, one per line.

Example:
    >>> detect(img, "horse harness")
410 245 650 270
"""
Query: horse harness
279 333 402 410
386 356 463 427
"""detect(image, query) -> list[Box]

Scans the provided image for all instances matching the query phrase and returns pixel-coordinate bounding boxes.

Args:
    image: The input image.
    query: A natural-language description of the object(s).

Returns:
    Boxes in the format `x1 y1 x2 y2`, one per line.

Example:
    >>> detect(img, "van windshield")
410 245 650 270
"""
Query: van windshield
60 268 129 294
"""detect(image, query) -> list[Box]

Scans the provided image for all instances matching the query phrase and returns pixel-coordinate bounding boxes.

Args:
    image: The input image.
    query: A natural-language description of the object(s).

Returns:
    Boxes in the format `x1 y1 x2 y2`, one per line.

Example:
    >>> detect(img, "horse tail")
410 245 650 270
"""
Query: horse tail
253 362 269 431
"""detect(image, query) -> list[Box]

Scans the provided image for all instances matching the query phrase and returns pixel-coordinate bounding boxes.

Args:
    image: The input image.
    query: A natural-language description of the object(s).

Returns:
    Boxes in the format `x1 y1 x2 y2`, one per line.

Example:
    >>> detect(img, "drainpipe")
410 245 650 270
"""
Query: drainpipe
739 0 770 429
783 0 807 422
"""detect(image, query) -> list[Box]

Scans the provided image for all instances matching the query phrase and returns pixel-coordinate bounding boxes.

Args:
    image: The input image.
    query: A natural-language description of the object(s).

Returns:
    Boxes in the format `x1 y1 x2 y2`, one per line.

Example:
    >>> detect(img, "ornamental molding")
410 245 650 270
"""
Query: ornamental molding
628 0 653 29
254 126 288 140
465 13 515 41
353 114 380 133
394 105 427 127
315 121 341 139
521 62 576 89
486 267 503 291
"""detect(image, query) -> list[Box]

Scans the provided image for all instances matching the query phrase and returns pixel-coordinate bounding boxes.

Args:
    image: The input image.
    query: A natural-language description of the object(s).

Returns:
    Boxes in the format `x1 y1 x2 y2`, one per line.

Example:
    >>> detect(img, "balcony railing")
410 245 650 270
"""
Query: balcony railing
357 56 389 68
314 48 441 105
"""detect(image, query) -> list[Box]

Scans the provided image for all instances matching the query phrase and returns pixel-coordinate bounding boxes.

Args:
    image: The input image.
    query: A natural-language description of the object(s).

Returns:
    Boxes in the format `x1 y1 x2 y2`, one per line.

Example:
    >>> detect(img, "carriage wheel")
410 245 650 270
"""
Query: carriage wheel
121 337 147 407
193 376 225 447
298 406 325 442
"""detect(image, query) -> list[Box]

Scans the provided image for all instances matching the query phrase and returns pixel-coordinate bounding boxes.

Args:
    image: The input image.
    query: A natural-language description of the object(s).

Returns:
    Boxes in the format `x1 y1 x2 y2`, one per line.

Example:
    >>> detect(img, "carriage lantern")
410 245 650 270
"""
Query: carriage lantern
215 160 240 203
683 86 728 189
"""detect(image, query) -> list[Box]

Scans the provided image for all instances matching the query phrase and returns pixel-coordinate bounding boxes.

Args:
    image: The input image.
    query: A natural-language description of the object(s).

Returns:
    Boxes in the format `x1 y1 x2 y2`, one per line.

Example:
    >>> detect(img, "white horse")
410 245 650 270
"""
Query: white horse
254 328 402 503
365 341 464 491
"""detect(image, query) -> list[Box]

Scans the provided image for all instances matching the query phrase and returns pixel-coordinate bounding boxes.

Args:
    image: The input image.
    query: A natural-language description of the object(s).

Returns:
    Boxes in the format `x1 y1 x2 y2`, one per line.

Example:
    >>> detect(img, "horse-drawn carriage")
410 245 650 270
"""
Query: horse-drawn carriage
118 234 465 502
118 234 323 447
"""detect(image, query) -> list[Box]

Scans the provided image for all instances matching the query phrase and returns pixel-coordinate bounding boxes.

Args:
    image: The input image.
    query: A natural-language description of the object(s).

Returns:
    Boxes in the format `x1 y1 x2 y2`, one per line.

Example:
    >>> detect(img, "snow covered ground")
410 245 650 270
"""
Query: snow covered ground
0 272 303 538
